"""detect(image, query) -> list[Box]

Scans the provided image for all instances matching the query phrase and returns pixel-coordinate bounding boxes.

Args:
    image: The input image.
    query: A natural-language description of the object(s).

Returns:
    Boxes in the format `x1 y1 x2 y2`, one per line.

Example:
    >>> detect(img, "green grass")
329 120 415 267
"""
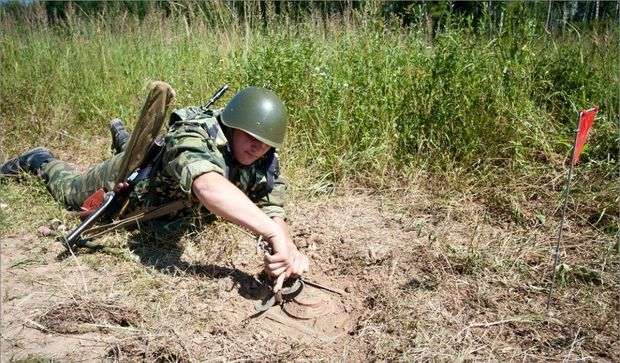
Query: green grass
0 176 68 236
0 2 617 232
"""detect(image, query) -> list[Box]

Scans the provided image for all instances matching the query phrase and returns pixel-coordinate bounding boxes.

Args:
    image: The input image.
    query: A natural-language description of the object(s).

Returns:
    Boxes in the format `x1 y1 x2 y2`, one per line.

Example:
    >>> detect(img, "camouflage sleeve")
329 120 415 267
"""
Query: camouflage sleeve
255 175 287 219
162 122 227 194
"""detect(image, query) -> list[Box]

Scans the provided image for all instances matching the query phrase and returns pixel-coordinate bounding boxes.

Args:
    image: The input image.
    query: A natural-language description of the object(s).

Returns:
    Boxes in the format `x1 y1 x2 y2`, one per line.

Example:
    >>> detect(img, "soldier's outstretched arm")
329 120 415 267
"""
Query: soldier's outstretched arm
191 171 293 291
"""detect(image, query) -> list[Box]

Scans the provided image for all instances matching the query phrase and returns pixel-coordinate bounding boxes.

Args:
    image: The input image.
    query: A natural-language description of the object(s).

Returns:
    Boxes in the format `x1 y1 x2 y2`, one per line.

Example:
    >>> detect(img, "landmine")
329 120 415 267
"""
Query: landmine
255 278 359 343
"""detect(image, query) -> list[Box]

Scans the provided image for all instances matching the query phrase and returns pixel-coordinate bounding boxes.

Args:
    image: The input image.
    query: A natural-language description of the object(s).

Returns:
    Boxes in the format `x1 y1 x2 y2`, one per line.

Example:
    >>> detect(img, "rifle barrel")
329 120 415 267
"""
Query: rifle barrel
203 84 229 110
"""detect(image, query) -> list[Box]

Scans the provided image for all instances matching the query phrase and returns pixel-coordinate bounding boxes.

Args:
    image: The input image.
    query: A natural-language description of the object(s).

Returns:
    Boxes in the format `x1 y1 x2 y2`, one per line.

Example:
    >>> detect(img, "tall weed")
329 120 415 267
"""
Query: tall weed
0 2 617 225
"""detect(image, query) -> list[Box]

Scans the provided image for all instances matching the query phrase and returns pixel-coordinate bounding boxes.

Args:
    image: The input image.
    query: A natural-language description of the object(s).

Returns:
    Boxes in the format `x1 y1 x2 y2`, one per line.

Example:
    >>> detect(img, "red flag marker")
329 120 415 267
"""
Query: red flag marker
546 105 598 313
573 106 599 165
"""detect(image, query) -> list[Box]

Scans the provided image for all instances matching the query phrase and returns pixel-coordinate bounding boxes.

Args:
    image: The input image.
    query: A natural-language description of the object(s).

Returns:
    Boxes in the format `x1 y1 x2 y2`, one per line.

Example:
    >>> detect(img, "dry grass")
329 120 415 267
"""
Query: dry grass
2 176 617 361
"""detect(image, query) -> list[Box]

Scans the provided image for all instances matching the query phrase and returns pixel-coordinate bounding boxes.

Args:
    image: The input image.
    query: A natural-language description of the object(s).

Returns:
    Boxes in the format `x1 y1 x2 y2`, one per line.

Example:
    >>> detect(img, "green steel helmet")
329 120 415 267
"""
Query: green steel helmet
220 87 288 149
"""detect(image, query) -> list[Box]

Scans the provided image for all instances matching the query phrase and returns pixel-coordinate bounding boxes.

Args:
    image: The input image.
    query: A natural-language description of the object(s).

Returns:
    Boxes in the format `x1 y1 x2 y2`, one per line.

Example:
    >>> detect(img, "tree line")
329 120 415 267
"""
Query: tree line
2 1 618 33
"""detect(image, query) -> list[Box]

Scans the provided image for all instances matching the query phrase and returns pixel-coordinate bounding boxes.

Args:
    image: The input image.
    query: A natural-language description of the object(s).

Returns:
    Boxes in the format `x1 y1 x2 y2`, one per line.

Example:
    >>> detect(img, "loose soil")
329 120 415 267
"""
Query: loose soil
1 188 618 361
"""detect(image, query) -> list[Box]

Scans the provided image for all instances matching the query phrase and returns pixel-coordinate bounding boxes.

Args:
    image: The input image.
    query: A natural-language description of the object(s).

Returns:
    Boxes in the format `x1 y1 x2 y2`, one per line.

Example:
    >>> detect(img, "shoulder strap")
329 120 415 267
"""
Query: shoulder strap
250 149 279 201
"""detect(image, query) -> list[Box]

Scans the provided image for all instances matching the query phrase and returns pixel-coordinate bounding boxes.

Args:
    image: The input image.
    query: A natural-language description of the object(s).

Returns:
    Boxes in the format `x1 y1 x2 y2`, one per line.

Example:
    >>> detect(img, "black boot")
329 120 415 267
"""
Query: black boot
0 147 55 177
109 118 130 154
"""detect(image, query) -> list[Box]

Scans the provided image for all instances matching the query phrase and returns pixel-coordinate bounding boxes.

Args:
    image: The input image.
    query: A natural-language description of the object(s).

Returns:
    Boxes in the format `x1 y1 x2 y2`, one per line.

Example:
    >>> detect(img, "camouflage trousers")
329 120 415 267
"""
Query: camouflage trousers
41 153 124 210
40 81 175 210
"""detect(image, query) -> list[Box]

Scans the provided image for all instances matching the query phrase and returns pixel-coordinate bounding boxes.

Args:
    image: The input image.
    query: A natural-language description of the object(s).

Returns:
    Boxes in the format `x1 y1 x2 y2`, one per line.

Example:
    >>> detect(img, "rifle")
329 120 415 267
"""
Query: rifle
62 84 230 249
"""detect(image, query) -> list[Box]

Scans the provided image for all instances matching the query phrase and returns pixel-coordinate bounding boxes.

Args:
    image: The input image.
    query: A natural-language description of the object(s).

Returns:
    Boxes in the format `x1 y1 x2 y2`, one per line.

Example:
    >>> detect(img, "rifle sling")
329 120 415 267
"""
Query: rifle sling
80 199 192 240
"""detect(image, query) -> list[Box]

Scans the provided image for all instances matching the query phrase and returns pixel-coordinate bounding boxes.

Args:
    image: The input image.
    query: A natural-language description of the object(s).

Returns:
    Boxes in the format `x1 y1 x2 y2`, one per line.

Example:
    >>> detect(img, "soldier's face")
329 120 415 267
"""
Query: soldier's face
231 129 271 165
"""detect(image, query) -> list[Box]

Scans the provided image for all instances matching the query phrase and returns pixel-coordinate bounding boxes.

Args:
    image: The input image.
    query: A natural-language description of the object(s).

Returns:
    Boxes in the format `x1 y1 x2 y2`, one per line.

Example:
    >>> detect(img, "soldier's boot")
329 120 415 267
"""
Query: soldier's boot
0 147 56 178
109 118 130 154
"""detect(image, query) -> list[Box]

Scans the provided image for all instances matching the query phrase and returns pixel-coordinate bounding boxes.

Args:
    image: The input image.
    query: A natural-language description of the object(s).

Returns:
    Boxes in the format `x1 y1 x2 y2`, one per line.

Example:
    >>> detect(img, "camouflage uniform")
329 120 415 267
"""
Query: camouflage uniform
41 107 287 222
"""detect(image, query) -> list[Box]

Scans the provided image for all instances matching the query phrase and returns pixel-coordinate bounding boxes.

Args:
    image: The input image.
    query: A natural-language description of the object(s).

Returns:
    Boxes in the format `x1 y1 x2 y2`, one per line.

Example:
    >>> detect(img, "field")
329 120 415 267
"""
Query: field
1 2 618 362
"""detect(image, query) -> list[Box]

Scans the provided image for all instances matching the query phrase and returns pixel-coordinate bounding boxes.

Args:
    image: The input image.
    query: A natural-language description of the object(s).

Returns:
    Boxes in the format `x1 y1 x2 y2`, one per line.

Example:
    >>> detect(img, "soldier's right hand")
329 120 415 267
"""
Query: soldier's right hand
263 249 293 293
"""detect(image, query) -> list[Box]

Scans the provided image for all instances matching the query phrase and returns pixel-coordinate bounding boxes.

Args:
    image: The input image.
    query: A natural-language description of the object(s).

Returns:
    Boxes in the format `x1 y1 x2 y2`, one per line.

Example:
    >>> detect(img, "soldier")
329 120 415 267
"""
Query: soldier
1 83 309 292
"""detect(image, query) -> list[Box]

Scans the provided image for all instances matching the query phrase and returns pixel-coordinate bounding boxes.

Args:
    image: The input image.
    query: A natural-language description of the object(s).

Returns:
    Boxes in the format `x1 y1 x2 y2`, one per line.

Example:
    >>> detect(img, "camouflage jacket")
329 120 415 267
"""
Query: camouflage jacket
130 107 286 220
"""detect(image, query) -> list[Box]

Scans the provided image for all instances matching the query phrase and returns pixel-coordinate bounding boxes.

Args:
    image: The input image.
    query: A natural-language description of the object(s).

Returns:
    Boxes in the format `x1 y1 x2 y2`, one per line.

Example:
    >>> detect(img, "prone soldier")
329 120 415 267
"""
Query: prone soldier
1 82 310 292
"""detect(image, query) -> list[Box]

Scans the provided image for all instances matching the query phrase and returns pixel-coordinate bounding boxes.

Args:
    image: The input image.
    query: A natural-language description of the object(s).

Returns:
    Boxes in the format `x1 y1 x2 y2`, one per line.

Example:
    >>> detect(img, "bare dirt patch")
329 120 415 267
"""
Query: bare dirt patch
106 335 190 363
38 299 142 335
1 188 618 361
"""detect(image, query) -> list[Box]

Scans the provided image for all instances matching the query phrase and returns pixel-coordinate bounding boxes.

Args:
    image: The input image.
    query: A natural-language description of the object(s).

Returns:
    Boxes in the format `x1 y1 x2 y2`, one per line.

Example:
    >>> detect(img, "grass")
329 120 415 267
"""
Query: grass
0 2 618 361
1 6 617 239
1 3 617 180
0 176 68 236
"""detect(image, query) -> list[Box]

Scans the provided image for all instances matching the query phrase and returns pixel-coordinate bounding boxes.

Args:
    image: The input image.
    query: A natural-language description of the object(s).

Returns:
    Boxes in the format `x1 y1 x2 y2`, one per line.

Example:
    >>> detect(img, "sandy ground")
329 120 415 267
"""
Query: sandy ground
1 188 618 362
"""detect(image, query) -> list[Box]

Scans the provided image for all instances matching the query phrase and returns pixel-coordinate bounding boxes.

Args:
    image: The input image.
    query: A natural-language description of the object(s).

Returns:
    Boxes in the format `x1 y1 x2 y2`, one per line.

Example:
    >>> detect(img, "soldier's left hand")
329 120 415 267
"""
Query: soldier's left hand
113 181 130 192
288 249 309 278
